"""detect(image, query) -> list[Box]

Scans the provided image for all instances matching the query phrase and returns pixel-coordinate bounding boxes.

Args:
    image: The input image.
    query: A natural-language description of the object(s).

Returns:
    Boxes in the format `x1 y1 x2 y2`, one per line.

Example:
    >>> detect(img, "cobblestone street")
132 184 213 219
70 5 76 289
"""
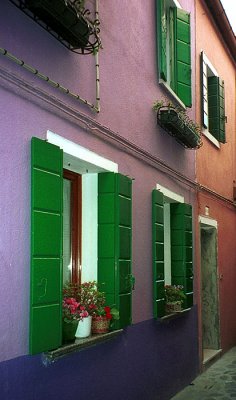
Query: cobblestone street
171 347 236 399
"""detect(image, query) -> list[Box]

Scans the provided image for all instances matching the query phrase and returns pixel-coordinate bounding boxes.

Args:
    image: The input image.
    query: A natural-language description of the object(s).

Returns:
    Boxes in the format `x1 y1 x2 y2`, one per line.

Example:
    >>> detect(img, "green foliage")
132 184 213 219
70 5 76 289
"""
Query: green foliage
165 285 186 304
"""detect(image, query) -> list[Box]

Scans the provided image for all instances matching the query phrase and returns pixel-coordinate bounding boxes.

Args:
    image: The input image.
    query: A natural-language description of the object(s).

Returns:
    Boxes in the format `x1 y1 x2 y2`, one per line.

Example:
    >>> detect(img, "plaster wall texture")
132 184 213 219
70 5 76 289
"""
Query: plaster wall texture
197 197 236 352
195 0 236 198
195 0 236 355
0 316 199 400
0 0 197 364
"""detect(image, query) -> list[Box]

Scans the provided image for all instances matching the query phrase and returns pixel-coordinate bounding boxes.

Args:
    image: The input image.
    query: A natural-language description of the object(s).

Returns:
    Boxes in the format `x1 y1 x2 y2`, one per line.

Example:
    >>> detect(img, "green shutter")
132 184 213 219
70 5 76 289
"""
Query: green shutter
98 172 132 329
152 190 165 318
208 76 226 143
173 7 192 107
170 203 193 309
30 137 63 354
157 0 167 81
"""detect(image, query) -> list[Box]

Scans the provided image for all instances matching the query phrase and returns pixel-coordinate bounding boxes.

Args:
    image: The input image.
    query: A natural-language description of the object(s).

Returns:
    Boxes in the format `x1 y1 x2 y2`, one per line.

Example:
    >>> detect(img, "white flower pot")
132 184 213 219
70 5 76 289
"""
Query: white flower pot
75 316 92 338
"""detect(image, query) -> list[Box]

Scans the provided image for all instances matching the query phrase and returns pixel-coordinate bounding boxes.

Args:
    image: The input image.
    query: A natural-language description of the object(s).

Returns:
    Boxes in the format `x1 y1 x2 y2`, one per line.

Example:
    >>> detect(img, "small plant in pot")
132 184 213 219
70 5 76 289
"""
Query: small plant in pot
92 305 119 334
62 296 82 343
62 281 98 341
62 281 119 339
165 285 186 314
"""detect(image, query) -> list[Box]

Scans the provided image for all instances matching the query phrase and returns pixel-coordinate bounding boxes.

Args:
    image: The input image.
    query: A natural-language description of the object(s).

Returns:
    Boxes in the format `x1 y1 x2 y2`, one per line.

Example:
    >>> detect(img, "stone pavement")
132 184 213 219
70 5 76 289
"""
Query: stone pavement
171 347 236 400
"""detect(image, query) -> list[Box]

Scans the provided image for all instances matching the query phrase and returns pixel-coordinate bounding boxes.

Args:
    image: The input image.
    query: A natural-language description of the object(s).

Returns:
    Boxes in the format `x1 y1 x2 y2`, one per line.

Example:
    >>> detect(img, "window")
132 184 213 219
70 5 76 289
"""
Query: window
157 0 192 107
30 136 133 354
63 170 81 284
201 52 226 144
152 188 193 318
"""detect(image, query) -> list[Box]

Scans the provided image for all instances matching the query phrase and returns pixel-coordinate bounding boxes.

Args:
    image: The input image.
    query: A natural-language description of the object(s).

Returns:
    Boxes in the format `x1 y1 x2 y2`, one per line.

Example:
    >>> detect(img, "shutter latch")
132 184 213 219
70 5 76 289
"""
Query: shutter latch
129 274 135 290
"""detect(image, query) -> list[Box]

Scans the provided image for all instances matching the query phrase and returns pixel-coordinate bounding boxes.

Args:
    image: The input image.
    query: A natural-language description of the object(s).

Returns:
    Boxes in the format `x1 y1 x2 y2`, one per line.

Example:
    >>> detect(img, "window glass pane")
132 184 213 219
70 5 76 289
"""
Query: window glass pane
63 178 72 283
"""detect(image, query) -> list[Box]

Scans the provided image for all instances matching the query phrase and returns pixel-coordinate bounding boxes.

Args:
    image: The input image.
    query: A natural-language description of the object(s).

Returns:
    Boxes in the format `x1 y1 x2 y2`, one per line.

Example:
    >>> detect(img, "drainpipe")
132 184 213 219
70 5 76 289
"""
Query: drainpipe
95 0 100 112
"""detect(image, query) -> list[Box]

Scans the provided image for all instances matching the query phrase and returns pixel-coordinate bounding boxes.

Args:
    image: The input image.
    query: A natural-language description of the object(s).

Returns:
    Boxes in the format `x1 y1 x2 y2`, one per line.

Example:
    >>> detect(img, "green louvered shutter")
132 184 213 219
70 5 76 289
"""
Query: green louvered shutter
30 137 63 354
208 76 226 143
98 173 132 329
173 7 192 107
157 0 167 81
152 190 165 318
170 203 193 309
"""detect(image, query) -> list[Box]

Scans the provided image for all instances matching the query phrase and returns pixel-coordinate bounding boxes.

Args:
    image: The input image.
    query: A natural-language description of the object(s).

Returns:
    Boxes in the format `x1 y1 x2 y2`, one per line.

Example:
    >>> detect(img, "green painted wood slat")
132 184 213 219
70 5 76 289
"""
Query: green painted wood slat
98 172 133 329
30 137 63 354
208 76 226 143
174 7 192 107
152 190 165 318
170 203 193 309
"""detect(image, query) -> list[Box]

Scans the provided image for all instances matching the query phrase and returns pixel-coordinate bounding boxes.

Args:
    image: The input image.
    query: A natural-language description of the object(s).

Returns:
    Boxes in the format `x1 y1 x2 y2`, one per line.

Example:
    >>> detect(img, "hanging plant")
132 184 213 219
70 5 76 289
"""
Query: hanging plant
153 100 203 149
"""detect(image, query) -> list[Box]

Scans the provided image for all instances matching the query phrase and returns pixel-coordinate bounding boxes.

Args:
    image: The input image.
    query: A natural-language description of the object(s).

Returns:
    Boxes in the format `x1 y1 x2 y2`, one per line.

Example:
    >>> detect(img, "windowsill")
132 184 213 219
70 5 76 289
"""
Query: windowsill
160 308 191 321
159 80 187 110
44 330 123 363
202 129 220 149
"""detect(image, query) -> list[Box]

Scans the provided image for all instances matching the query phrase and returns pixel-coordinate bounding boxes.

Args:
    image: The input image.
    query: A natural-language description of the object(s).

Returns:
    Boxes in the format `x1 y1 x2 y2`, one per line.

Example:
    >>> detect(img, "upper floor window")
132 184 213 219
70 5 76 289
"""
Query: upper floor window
201 52 226 144
157 0 192 107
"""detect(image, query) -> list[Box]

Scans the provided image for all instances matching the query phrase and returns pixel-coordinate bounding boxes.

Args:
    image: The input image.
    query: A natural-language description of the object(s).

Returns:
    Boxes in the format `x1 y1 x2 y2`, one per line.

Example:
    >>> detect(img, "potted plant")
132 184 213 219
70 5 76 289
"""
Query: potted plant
62 281 119 339
153 100 203 149
91 306 119 334
62 296 81 343
74 281 103 338
62 282 93 342
164 285 186 314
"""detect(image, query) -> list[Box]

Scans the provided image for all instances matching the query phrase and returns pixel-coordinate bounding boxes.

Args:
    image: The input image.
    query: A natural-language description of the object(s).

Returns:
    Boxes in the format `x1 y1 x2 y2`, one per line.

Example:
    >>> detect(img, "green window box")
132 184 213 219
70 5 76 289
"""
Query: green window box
157 108 202 149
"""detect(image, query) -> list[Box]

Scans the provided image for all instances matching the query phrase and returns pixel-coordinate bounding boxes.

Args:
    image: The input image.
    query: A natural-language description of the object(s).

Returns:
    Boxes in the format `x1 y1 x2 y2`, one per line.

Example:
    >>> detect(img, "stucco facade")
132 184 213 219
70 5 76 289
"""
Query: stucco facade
195 0 236 366
0 0 208 399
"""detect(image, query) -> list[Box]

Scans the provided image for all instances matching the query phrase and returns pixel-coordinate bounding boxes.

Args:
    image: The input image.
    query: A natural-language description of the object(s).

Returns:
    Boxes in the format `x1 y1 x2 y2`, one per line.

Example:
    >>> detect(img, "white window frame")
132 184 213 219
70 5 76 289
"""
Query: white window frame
47 130 118 283
201 52 220 148
156 184 184 285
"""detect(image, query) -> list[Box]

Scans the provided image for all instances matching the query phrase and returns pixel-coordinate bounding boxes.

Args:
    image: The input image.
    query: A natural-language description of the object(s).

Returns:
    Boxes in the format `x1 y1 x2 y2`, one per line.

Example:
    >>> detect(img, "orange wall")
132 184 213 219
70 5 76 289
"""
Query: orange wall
197 194 236 351
196 0 236 199
195 0 236 354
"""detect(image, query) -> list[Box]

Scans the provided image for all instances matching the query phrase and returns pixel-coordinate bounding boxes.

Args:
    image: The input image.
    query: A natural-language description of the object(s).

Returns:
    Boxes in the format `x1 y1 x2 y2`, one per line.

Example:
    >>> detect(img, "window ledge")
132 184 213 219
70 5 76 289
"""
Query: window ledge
159 80 187 110
160 308 191 321
202 129 220 148
43 330 123 363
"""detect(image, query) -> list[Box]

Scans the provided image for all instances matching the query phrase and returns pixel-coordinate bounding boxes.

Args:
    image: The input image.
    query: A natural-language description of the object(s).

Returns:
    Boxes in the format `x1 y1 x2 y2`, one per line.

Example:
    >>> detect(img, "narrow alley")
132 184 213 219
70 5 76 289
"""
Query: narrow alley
171 347 236 399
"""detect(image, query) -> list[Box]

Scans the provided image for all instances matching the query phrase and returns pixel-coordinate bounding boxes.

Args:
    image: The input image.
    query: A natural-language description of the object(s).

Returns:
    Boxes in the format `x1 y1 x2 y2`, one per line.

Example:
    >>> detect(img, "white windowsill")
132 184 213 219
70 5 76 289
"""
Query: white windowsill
159 80 187 110
202 129 220 149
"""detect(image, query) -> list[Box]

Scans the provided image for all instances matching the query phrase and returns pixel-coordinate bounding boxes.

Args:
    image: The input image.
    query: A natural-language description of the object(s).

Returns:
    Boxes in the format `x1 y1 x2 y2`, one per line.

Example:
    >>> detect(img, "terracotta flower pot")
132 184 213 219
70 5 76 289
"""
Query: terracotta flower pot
92 316 110 334
165 301 182 314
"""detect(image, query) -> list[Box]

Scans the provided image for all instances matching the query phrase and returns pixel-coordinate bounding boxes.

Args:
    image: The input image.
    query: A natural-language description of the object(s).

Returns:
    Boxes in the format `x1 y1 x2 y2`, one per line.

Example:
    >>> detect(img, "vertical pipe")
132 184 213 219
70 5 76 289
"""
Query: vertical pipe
95 0 100 113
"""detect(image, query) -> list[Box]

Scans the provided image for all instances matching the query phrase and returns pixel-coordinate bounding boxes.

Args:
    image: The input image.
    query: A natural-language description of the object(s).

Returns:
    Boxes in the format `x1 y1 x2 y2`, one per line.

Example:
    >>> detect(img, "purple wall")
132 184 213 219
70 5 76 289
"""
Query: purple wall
0 313 198 400
0 0 198 398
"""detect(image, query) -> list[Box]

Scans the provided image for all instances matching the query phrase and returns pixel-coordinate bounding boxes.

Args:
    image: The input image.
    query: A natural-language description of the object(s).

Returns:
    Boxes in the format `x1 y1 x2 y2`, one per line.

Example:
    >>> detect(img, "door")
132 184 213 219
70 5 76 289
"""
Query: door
200 222 221 364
